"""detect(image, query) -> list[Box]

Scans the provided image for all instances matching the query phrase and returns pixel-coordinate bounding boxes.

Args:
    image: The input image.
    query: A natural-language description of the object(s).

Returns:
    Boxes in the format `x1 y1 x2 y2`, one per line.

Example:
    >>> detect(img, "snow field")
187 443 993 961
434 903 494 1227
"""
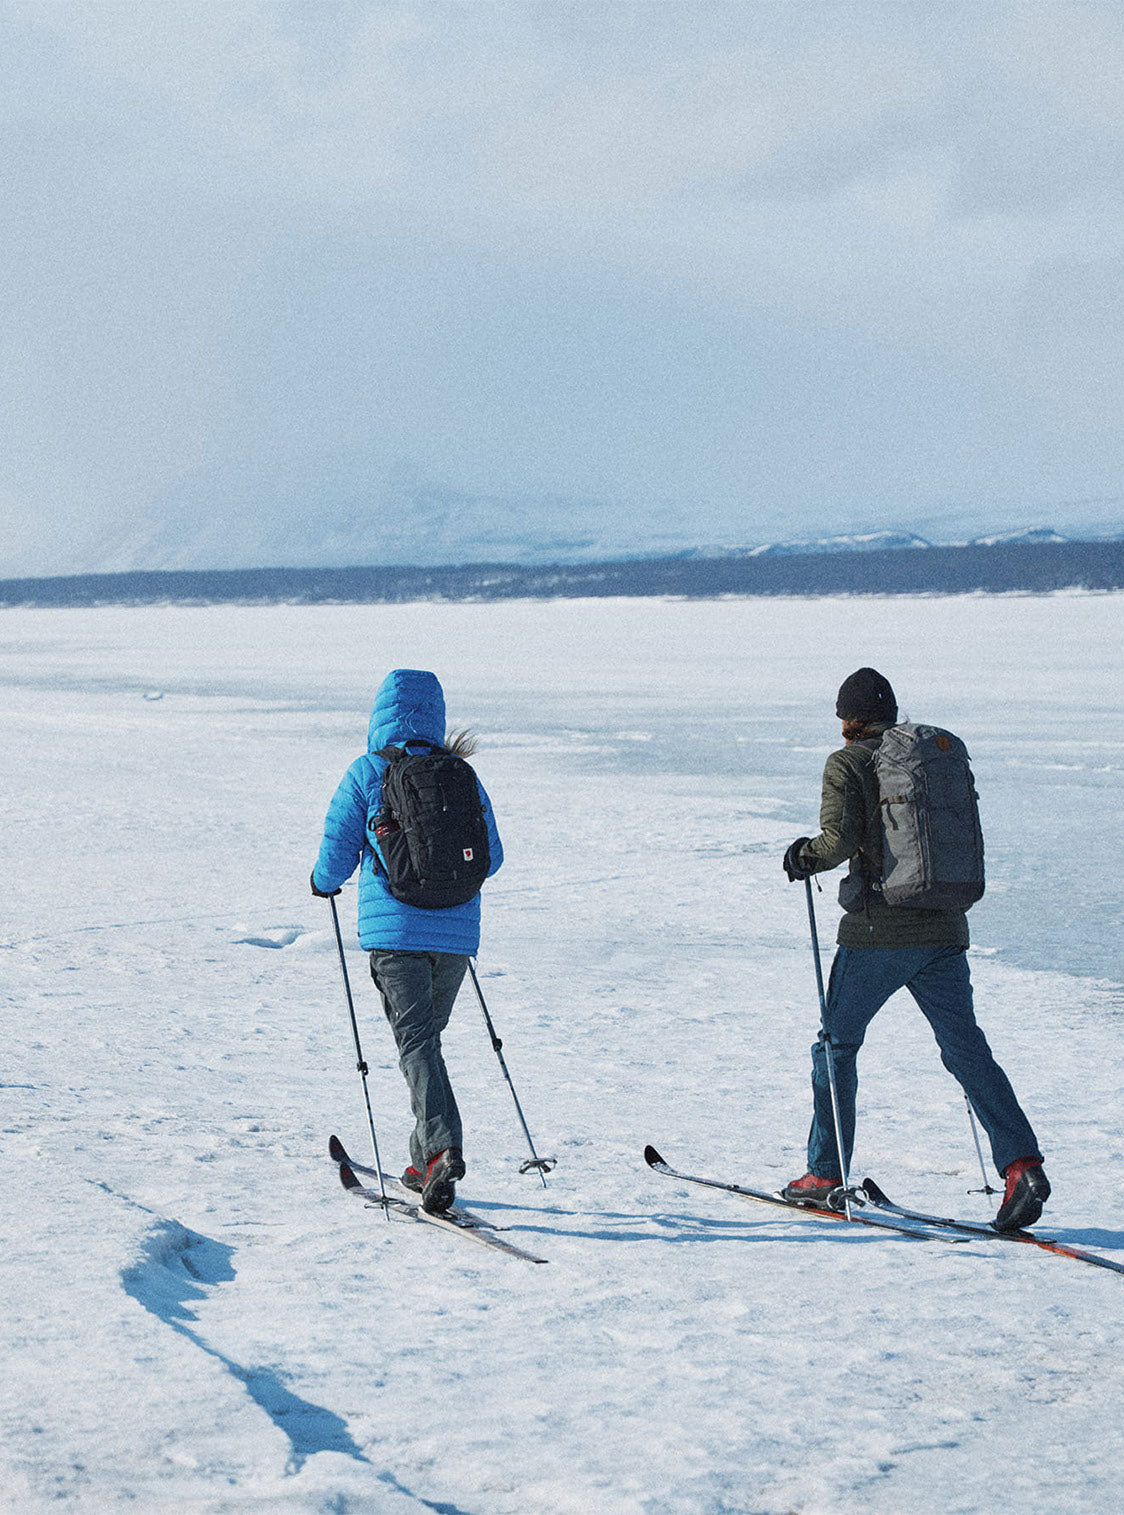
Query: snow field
1 595 1122 1513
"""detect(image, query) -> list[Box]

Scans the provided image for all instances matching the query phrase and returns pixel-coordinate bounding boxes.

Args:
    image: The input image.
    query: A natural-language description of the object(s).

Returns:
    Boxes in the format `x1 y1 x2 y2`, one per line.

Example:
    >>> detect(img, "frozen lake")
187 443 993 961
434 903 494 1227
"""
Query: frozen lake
5 592 1118 987
1 593 1122 1513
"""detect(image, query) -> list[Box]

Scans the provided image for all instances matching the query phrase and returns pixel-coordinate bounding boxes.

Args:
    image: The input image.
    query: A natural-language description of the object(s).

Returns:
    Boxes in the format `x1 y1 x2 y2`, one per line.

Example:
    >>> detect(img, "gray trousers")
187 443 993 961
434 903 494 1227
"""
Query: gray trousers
369 950 469 1171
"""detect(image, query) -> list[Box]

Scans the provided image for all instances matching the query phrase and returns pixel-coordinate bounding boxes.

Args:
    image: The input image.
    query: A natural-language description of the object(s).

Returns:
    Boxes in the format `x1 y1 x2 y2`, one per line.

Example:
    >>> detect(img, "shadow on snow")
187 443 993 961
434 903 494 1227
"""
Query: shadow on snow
121 1220 367 1474
120 1219 481 1510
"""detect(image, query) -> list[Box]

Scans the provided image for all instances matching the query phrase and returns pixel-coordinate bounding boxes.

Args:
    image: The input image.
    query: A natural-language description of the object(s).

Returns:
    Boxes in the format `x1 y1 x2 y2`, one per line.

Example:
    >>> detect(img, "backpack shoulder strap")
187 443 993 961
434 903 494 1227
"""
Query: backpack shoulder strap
375 738 442 761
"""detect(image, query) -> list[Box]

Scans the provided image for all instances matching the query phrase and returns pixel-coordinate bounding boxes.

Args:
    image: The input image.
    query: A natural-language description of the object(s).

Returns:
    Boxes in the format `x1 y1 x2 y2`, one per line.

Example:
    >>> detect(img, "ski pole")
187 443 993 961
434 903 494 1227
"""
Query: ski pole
468 959 554 1188
327 894 390 1217
963 1095 998 1196
804 877 854 1221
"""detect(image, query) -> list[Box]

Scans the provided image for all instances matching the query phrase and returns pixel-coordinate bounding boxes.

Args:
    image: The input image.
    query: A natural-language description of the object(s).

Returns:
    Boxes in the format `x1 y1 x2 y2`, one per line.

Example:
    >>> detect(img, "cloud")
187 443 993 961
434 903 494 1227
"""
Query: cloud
2 0 1123 574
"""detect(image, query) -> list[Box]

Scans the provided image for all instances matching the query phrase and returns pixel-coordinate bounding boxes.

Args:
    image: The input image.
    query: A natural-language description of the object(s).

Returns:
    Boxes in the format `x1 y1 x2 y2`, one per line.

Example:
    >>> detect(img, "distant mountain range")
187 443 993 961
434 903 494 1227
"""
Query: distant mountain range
94 513 1124 575
4 469 1123 587
698 526 1094 558
84 483 700 575
3 536 1123 606
17 464 1122 581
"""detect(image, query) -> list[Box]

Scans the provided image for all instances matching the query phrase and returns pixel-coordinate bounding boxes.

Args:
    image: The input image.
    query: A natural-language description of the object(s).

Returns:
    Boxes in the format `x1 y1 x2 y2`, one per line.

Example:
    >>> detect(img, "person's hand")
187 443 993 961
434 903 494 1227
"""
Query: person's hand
782 837 814 882
310 871 341 899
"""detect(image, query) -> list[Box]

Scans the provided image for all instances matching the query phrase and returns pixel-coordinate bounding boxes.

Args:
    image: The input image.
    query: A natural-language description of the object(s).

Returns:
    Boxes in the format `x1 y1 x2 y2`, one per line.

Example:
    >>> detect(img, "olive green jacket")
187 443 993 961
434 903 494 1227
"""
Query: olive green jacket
799 729 970 949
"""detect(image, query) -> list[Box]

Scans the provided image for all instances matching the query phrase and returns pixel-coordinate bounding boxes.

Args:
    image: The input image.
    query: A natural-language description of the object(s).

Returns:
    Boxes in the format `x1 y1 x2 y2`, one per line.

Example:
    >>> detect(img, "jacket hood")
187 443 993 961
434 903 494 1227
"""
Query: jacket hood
368 669 446 754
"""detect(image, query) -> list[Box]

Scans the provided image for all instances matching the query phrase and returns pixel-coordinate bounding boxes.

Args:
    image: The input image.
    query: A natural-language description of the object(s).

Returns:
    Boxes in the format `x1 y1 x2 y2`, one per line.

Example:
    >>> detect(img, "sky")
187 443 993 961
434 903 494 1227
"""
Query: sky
2 0 1124 575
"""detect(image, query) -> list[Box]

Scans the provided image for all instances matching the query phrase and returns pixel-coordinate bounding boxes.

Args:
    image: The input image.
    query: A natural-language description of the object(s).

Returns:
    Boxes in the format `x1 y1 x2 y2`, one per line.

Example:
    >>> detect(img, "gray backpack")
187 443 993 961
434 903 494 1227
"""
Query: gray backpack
873 723 985 910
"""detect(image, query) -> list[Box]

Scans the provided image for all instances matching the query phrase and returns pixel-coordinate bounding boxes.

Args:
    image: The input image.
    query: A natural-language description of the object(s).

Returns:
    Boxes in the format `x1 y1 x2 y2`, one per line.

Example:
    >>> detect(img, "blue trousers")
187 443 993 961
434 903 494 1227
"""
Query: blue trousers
369 950 469 1171
807 945 1041 1181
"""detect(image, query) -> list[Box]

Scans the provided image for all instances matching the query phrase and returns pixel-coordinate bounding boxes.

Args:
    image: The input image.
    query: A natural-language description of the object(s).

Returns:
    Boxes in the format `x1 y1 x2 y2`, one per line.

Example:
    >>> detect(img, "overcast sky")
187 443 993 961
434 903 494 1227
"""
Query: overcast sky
3 0 1123 574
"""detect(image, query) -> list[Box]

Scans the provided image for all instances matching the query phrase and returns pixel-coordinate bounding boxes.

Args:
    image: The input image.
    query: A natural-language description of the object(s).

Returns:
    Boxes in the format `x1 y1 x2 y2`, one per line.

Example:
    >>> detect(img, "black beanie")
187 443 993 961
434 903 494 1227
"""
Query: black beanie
836 667 898 723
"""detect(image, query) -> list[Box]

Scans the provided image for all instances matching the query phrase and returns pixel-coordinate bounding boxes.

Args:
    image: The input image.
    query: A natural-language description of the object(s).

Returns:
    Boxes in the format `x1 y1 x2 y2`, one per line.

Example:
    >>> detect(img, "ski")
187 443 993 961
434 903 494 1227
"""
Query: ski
328 1134 503 1230
335 1157 548 1265
644 1146 968 1245
860 1178 1124 1277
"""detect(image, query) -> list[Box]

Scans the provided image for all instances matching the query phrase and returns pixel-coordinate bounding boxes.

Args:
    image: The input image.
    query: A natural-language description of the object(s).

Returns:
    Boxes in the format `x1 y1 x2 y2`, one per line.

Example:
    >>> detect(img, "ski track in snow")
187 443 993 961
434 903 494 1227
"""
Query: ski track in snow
1 595 1122 1514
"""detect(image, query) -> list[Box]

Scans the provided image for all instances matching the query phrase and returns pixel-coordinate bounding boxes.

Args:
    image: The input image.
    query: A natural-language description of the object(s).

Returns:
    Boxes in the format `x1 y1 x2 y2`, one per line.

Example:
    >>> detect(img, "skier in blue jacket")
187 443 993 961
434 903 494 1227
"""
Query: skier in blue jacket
311 669 503 1213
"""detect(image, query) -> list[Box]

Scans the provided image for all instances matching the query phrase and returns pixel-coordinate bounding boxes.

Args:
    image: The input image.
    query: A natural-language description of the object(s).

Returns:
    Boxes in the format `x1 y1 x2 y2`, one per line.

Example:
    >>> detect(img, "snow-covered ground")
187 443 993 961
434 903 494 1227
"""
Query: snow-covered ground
1 594 1121 1514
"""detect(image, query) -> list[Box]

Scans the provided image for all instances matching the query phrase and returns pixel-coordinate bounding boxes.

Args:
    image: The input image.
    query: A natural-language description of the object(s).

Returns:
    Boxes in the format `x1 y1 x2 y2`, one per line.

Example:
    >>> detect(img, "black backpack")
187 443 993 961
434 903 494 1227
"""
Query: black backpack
368 739 491 909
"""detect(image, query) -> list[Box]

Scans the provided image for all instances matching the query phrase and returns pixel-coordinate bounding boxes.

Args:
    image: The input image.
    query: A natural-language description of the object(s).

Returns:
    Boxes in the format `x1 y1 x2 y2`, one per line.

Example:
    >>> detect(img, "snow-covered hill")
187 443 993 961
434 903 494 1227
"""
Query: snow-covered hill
969 527 1070 547
83 482 706 574
10 440 1122 581
67 504 1124 578
738 530 932 557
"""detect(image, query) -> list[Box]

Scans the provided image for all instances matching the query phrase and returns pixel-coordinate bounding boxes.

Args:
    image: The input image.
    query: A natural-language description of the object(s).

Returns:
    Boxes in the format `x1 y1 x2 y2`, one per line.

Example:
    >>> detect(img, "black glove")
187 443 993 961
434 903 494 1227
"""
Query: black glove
310 870 341 899
782 837 814 883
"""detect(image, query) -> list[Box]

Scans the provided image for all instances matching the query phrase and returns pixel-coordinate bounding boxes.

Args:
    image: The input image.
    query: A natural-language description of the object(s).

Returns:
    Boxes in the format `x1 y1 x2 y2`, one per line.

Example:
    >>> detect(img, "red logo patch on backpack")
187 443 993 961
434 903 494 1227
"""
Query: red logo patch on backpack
463 848 474 861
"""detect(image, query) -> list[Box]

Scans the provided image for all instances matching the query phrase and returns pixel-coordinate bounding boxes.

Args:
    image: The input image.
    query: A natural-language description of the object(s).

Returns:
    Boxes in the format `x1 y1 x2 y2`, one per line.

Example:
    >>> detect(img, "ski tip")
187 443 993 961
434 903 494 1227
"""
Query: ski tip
643 1145 665 1168
338 1161 361 1191
860 1176 889 1205
328 1133 347 1163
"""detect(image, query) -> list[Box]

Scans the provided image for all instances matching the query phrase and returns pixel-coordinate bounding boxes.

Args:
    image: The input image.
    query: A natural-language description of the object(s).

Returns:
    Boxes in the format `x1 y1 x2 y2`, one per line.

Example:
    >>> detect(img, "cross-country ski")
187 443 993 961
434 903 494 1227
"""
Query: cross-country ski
859 1179 1124 1276
337 1160 549 1264
644 1146 969 1246
330 1132 523 1234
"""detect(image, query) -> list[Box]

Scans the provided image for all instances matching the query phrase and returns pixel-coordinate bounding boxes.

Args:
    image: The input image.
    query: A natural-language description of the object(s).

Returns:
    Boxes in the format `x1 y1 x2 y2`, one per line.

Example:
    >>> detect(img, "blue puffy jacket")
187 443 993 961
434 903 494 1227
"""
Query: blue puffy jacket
311 669 503 953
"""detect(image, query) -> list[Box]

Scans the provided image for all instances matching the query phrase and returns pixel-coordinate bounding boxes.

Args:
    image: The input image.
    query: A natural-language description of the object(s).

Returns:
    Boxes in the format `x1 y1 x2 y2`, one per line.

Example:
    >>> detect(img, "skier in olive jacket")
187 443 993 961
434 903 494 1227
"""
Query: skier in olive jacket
781 667 1049 1231
312 669 503 1214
